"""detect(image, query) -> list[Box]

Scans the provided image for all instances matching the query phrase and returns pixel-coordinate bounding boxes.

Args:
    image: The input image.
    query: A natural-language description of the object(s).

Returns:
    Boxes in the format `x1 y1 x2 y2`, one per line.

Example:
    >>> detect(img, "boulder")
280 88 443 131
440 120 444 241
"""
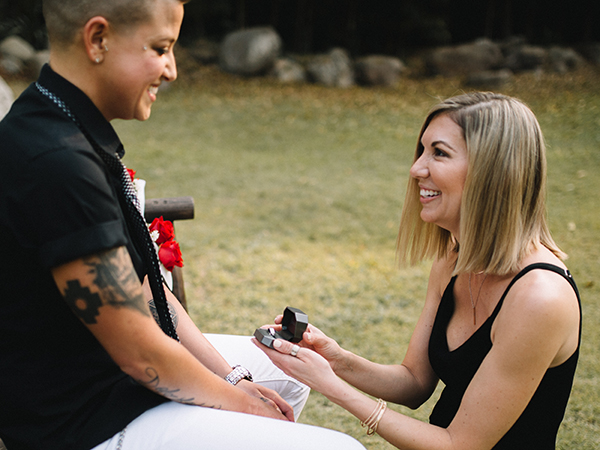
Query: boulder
306 48 354 88
354 55 406 87
0 36 36 63
504 45 547 72
0 36 49 77
548 46 585 73
0 55 25 75
268 58 307 83
465 69 513 88
0 75 15 121
219 27 282 76
425 38 503 76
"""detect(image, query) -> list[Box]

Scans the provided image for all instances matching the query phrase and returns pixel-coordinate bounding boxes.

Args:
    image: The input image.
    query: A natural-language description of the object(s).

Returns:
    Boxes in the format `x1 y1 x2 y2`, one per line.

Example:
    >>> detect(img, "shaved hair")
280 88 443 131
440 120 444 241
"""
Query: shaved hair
43 0 188 46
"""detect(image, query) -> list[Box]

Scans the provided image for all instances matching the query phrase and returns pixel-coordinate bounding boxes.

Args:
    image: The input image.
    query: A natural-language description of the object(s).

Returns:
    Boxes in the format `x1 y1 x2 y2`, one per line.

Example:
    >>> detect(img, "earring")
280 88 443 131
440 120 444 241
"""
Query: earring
104 45 109 52
143 46 148 51
95 57 101 63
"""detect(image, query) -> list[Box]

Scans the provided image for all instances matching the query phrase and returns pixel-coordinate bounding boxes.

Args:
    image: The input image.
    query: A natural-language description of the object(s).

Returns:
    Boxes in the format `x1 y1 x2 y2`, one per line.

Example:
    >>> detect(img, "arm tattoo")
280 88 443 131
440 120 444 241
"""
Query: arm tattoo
148 298 179 329
136 367 221 409
63 280 103 324
62 247 150 323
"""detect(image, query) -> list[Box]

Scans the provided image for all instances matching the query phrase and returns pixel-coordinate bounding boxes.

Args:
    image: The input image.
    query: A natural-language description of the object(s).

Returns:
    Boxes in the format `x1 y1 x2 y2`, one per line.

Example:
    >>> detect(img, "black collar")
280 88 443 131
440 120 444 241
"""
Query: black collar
37 64 124 159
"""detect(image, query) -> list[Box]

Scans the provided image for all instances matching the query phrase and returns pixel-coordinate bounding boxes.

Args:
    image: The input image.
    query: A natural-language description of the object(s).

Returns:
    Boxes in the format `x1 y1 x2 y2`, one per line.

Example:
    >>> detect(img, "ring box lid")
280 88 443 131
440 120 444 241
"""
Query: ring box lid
279 306 308 343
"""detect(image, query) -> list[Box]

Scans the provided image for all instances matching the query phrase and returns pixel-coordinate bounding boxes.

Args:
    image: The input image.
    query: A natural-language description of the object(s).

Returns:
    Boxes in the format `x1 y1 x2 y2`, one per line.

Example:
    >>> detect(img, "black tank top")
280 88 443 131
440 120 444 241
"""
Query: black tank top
428 263 581 449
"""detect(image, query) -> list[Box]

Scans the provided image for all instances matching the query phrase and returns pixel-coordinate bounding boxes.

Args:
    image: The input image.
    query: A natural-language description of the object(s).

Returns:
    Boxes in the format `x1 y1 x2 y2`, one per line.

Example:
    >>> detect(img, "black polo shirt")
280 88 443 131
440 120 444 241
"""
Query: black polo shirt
0 65 166 450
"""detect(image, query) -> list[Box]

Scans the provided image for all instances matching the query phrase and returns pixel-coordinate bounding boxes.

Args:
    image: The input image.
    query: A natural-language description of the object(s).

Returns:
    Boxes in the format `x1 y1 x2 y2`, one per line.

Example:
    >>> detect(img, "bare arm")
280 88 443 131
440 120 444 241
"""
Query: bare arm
52 246 287 419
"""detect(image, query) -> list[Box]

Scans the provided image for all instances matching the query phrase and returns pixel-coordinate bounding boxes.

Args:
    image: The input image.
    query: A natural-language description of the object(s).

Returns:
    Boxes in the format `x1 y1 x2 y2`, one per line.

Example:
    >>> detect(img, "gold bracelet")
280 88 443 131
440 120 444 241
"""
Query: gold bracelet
360 398 387 435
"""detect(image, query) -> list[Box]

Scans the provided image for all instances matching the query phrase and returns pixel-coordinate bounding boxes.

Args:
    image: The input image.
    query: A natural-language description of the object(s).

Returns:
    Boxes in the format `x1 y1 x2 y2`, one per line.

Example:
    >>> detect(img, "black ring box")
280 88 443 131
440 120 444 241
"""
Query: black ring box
254 306 308 349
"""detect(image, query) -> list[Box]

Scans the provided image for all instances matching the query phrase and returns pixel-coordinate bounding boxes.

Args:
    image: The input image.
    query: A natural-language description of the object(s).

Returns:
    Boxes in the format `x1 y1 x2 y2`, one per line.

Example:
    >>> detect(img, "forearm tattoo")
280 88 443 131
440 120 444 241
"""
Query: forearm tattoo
62 247 150 324
136 367 221 409
148 298 179 329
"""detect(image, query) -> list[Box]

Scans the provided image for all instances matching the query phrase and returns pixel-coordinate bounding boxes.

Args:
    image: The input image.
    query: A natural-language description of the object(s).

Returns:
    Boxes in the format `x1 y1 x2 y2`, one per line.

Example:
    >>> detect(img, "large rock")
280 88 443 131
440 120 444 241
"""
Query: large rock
354 55 406 87
0 36 48 77
548 46 585 73
504 45 547 72
465 69 513 88
0 76 15 121
0 55 24 75
219 27 282 76
425 38 503 76
0 36 36 62
268 58 307 83
307 48 354 88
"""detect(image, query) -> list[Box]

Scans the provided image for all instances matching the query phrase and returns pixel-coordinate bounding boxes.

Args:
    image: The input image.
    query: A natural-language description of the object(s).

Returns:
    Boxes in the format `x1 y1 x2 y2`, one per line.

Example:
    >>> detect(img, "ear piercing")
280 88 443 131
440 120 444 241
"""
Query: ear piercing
143 46 148 51
95 44 109 63
94 44 108 63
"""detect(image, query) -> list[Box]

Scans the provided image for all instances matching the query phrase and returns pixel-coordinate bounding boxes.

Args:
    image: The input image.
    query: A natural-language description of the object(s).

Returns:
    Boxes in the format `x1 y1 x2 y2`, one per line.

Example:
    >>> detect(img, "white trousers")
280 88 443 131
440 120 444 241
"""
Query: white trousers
92 334 366 450
203 334 310 421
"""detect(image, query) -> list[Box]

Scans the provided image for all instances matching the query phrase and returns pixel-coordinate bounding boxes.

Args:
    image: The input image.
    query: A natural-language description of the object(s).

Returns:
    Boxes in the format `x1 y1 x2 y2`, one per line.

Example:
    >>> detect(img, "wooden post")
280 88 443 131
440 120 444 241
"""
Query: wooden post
145 197 195 310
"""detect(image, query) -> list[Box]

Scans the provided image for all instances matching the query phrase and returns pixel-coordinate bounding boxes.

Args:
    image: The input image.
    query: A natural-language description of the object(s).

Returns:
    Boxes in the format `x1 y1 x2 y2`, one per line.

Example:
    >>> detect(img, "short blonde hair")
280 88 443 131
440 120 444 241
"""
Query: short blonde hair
43 0 188 46
397 92 565 275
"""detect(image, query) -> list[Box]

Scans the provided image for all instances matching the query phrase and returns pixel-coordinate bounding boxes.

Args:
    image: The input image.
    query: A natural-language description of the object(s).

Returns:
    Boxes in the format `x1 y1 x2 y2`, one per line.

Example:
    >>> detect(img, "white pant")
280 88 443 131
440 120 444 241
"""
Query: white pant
204 334 310 421
92 334 365 450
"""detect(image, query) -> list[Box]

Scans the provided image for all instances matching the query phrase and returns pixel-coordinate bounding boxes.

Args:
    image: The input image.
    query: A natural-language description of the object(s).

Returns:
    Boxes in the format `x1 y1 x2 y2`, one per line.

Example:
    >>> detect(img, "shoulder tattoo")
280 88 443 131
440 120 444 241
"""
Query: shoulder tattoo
62 247 150 323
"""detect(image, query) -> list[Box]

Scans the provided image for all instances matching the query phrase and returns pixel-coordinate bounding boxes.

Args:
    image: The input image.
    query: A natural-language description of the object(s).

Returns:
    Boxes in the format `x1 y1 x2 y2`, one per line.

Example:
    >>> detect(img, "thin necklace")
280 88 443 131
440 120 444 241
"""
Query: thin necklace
468 272 488 326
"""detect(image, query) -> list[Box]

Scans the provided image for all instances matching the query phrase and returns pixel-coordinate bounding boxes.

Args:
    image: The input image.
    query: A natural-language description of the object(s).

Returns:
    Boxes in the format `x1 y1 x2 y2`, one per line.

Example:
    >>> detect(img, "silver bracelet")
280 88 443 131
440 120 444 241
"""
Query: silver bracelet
225 365 253 385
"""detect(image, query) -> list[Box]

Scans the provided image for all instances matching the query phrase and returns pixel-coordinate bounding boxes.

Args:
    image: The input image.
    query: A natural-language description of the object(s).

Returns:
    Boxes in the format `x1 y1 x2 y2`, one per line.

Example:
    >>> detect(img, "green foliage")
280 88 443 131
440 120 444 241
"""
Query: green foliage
114 66 600 449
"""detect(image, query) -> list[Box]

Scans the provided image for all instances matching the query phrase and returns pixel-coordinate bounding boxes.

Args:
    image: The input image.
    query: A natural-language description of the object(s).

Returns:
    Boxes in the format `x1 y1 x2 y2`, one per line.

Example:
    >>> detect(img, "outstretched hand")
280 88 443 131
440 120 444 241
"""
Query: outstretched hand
272 316 344 371
252 336 342 397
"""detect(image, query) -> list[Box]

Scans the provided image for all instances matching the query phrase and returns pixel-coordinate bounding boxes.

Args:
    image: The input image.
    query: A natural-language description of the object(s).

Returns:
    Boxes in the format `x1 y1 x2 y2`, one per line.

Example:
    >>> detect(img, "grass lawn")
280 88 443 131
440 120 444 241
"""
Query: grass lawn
108 63 600 449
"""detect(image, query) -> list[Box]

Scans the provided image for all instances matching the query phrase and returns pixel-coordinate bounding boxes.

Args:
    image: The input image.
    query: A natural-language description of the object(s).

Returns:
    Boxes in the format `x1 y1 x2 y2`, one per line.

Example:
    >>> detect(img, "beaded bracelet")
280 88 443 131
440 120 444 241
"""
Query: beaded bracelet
360 398 387 435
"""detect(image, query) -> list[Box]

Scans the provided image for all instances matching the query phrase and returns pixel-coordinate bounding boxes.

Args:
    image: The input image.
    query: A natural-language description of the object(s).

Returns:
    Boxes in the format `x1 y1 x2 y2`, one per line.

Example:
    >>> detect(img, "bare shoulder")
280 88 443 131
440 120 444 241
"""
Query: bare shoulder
512 270 577 322
511 252 577 310
494 257 579 366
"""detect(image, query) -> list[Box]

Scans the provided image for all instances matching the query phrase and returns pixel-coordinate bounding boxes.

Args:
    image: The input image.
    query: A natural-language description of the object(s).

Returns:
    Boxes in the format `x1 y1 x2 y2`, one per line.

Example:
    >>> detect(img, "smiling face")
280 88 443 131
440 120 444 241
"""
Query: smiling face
409 113 469 239
95 0 184 121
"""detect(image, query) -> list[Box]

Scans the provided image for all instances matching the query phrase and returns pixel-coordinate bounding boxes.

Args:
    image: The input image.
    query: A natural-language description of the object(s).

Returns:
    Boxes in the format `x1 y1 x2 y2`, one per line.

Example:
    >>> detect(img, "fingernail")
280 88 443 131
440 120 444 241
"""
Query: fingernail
273 340 282 348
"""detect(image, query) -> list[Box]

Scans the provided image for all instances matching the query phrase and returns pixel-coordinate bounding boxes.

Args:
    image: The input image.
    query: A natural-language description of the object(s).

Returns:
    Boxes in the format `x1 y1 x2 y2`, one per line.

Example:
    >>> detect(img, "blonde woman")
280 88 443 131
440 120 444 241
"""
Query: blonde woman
258 92 581 450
